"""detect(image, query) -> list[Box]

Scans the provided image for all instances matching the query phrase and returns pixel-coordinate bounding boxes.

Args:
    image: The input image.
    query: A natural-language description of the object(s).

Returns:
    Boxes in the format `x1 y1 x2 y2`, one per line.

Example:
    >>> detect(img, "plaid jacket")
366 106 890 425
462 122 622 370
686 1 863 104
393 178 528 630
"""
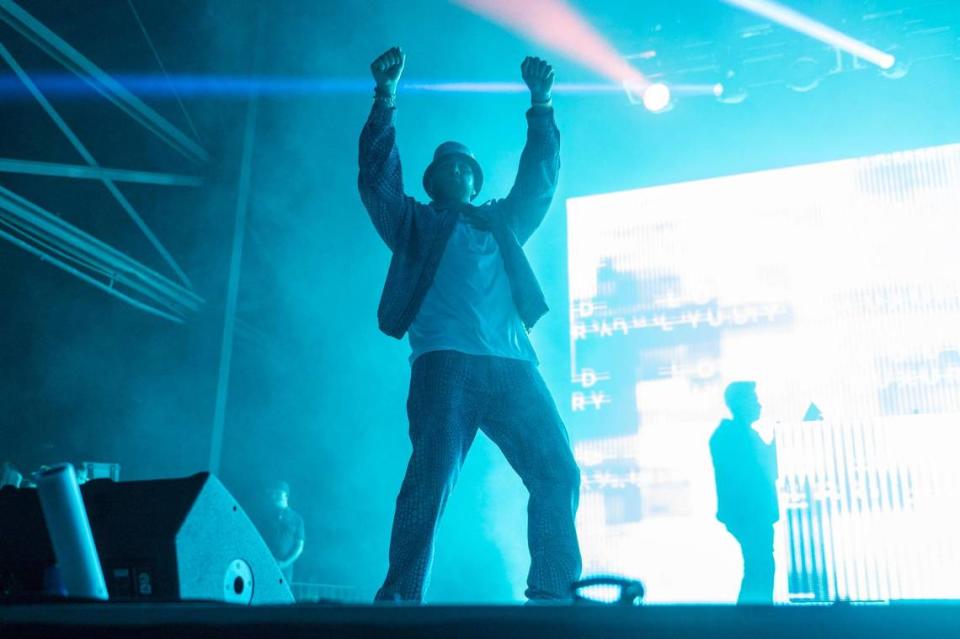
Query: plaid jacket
358 100 560 339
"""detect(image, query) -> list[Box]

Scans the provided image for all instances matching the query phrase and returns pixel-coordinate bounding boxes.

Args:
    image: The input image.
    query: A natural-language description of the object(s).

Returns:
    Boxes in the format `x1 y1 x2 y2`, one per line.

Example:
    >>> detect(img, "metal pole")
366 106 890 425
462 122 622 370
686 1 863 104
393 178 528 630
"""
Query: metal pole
208 7 262 475
0 158 201 187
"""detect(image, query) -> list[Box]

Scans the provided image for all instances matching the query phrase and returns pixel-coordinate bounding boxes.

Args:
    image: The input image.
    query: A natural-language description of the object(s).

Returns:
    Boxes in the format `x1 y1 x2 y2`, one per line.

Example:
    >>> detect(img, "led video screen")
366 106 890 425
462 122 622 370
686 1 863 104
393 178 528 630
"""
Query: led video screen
566 143 960 602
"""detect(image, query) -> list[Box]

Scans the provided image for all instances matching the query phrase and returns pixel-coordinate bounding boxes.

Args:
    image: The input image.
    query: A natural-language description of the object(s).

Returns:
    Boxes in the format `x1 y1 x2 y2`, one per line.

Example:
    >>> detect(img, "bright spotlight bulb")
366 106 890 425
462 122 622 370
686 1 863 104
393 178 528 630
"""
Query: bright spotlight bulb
642 83 671 112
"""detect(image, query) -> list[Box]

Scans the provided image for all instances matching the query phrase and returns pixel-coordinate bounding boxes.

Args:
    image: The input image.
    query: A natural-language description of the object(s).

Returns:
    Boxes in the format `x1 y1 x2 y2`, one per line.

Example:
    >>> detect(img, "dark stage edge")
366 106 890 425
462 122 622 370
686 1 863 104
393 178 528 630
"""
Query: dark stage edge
3 601 960 638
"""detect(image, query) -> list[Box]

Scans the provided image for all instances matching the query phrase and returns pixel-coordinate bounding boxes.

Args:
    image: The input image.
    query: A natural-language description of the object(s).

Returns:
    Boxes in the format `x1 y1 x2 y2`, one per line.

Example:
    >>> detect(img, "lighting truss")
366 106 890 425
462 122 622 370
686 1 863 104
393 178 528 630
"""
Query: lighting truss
0 0 207 322
0 184 202 322
0 0 208 163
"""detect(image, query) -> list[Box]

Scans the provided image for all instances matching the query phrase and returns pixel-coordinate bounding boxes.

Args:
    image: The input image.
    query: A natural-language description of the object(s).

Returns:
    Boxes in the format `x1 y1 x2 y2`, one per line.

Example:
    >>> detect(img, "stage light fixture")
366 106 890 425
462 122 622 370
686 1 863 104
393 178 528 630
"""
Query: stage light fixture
878 45 910 80
642 82 672 113
879 58 910 80
716 69 748 105
786 55 828 93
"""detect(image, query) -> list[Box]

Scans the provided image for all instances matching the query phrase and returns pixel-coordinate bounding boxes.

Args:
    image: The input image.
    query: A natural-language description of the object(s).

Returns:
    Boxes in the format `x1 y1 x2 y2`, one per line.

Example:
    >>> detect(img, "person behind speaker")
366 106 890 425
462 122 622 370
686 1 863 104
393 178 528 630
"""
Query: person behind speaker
252 480 304 584
709 381 779 604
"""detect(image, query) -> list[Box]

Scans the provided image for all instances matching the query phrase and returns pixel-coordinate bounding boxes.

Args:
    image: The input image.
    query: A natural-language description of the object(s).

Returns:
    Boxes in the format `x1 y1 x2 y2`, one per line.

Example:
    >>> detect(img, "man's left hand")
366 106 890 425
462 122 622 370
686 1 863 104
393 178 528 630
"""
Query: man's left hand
522 56 555 103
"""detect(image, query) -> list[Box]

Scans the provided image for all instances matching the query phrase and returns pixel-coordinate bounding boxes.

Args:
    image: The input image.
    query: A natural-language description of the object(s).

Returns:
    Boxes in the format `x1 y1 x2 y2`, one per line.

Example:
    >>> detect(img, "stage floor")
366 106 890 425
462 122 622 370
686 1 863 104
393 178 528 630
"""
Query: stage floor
2 601 960 639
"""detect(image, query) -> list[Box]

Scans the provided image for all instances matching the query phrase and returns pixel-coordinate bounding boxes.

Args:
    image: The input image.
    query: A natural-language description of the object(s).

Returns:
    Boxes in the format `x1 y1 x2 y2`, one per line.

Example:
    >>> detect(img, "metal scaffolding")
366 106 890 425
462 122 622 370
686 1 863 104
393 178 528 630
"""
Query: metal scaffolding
0 0 207 321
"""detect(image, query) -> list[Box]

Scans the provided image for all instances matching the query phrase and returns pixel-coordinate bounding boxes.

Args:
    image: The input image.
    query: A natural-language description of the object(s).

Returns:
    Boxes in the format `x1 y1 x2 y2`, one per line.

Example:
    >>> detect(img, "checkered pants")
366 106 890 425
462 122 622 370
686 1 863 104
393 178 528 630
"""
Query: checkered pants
375 350 582 602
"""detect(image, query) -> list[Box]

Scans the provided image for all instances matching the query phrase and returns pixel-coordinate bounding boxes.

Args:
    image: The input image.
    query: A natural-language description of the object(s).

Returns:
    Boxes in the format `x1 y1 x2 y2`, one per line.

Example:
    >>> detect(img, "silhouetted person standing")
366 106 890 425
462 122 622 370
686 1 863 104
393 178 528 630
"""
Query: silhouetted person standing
253 480 305 585
358 47 581 603
709 381 779 604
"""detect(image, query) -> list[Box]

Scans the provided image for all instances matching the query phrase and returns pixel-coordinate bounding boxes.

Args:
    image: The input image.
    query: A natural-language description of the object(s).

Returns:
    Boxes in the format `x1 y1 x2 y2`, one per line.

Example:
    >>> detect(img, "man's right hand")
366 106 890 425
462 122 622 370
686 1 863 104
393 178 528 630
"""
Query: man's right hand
371 46 405 95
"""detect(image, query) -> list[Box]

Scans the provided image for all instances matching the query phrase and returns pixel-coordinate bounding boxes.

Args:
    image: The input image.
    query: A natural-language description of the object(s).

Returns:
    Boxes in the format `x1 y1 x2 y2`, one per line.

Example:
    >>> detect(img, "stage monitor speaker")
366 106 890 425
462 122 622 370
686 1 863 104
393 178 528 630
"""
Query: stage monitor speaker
0 472 293 604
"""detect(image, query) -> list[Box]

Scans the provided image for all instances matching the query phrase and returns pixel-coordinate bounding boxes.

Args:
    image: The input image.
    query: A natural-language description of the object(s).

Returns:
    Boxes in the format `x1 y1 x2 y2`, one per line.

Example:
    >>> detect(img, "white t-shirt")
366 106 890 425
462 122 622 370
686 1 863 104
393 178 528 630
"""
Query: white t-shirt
407 218 538 365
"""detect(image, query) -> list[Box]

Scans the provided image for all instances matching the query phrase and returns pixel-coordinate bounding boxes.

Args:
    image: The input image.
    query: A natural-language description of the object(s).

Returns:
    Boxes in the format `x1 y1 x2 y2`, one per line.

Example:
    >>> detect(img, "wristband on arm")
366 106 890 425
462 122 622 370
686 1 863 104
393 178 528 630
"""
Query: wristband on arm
374 85 396 106
531 94 552 107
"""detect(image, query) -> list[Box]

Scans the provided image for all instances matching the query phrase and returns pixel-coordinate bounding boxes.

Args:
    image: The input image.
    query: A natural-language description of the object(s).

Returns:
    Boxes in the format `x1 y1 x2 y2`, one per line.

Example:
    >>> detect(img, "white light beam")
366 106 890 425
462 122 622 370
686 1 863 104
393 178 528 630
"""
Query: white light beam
721 0 896 70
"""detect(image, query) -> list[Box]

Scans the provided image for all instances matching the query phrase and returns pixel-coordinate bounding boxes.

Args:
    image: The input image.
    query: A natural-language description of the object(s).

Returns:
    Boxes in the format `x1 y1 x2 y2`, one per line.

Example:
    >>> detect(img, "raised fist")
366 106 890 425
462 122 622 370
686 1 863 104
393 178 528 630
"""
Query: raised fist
371 46 405 94
521 56 555 103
